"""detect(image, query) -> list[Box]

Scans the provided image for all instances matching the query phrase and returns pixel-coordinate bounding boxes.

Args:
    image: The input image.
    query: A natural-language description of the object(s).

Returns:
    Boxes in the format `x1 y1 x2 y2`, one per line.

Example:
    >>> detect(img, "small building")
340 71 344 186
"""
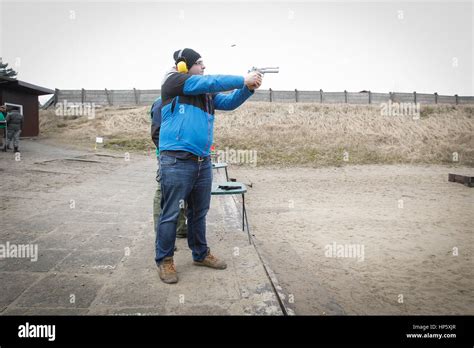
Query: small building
0 76 54 137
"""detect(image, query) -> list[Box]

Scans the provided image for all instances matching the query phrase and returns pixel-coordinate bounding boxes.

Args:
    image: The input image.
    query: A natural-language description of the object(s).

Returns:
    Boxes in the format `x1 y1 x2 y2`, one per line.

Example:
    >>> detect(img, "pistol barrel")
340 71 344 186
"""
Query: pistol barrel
249 66 280 74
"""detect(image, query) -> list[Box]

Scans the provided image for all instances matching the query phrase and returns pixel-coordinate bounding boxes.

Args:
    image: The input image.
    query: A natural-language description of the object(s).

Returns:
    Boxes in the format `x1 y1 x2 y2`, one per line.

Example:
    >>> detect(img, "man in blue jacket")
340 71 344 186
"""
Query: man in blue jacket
156 48 262 283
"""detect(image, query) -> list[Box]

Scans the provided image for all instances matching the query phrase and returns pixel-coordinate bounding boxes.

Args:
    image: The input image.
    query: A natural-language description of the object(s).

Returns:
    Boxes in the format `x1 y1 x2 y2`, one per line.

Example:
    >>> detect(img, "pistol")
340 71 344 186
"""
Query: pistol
248 66 279 75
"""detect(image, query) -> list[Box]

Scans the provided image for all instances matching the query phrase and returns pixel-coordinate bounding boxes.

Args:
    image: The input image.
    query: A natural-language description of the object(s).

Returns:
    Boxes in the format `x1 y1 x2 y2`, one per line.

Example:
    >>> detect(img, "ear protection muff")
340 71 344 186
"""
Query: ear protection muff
176 49 188 73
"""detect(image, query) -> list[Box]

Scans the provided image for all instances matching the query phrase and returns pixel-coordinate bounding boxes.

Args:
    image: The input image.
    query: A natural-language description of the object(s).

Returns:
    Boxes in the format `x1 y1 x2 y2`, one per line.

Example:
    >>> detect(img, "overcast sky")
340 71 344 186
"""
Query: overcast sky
0 0 472 96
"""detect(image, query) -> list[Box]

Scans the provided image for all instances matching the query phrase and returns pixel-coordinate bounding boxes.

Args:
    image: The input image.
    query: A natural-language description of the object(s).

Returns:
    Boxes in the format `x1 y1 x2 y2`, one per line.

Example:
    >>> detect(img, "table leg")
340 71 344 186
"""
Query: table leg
242 194 251 244
241 194 244 231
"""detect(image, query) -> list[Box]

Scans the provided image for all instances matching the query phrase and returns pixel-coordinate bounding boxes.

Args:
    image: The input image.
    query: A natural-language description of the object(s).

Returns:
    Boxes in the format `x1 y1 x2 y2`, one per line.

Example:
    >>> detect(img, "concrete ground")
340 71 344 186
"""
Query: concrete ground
0 139 287 315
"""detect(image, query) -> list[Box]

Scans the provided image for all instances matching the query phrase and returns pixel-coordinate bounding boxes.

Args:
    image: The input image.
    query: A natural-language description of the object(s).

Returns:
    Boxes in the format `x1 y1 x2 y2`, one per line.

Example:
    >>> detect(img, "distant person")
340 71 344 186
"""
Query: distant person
0 105 6 151
155 48 262 284
6 107 23 153
150 97 188 243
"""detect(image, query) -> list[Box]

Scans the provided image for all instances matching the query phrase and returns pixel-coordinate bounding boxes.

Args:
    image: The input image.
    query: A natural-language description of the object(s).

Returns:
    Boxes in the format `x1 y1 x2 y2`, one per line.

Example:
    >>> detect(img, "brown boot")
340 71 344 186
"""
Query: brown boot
158 257 178 284
193 249 227 270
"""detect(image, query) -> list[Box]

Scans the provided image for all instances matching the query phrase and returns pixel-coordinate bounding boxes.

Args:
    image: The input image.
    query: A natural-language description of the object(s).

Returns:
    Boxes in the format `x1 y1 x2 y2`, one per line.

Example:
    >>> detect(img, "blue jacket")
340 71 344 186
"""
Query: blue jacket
159 72 254 157
151 96 179 156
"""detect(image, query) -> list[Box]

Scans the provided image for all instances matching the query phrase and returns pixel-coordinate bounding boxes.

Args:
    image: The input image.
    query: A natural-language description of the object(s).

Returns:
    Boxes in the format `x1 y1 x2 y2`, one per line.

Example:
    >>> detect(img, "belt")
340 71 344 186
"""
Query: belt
161 150 210 162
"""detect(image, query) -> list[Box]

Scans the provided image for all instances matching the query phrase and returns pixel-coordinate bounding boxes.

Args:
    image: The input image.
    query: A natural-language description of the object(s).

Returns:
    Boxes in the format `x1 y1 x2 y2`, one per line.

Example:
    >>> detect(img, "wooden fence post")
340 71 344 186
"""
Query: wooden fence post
434 92 438 104
269 88 273 103
455 94 458 105
368 90 372 104
414 91 417 104
295 89 298 103
105 88 112 106
81 88 85 103
133 87 140 105
320 89 323 103
54 88 59 105
344 90 348 103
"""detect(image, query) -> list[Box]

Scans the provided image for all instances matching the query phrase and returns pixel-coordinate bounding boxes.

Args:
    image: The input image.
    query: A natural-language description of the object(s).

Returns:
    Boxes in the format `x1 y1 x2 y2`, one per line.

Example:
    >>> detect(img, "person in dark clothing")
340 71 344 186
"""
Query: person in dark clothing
6 108 23 152
0 105 6 151
150 97 188 241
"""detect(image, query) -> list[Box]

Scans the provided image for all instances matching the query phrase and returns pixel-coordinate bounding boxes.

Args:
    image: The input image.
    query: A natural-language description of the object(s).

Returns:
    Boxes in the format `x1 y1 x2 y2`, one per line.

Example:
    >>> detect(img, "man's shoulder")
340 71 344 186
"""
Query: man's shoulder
162 72 191 88
161 72 195 102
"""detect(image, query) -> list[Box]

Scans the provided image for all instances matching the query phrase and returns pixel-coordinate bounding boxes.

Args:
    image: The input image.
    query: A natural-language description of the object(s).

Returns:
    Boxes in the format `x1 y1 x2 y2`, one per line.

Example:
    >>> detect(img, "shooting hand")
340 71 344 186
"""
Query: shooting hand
244 71 262 90
249 79 262 90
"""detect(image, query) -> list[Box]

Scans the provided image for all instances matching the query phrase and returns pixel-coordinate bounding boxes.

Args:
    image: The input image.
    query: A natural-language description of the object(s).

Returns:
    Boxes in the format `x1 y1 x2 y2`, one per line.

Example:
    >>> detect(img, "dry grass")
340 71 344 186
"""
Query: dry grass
39 102 474 166
215 103 474 166
40 105 155 152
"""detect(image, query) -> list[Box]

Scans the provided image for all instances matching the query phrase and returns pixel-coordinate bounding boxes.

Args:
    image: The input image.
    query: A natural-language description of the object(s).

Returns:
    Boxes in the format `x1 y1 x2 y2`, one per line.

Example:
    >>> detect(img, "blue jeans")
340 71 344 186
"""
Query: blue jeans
155 154 212 264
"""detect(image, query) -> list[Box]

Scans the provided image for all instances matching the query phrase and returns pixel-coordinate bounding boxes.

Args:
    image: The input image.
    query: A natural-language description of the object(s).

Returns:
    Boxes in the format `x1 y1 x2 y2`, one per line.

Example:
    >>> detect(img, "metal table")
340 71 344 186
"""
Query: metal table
212 162 229 181
211 182 250 243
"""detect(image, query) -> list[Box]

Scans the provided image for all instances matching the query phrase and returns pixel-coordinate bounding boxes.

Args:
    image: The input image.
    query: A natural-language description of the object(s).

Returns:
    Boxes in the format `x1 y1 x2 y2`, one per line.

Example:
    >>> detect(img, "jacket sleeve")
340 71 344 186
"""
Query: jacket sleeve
213 86 254 111
162 72 245 97
183 75 245 95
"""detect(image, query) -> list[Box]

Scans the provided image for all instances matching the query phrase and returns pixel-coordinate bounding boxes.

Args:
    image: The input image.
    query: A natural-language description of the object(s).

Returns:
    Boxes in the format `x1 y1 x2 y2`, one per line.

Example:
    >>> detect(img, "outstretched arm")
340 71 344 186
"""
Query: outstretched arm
163 73 244 97
213 86 255 110
183 75 244 95
162 71 262 98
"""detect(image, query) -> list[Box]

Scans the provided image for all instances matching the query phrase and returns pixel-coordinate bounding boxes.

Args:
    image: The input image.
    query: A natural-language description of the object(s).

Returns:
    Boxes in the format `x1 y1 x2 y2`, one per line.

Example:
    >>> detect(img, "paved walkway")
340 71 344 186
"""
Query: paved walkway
0 139 286 315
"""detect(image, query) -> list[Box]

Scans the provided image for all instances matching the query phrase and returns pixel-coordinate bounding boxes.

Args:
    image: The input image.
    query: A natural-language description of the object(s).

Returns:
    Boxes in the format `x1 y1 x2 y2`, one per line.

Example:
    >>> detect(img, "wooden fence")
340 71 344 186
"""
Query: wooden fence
46 88 474 107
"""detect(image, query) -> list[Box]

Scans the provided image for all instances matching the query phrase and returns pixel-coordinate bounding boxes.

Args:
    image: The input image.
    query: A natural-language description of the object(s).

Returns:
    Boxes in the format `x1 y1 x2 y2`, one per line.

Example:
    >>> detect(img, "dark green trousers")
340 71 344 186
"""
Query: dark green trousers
153 184 187 238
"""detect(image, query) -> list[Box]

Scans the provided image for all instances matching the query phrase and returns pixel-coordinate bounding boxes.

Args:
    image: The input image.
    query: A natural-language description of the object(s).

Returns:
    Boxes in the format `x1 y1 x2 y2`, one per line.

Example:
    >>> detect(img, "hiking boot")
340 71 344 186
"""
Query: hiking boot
14 147 19 153
158 257 178 284
193 249 227 270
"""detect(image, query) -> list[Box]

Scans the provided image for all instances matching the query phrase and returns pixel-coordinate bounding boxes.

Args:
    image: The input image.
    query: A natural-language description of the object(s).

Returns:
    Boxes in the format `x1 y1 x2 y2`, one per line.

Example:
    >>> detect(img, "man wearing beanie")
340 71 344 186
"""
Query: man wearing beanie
156 48 262 283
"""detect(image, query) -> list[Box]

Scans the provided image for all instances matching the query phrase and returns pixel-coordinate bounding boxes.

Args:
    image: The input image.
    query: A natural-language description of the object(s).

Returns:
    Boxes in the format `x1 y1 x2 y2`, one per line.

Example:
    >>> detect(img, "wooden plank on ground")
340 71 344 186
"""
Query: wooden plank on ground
448 173 474 187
